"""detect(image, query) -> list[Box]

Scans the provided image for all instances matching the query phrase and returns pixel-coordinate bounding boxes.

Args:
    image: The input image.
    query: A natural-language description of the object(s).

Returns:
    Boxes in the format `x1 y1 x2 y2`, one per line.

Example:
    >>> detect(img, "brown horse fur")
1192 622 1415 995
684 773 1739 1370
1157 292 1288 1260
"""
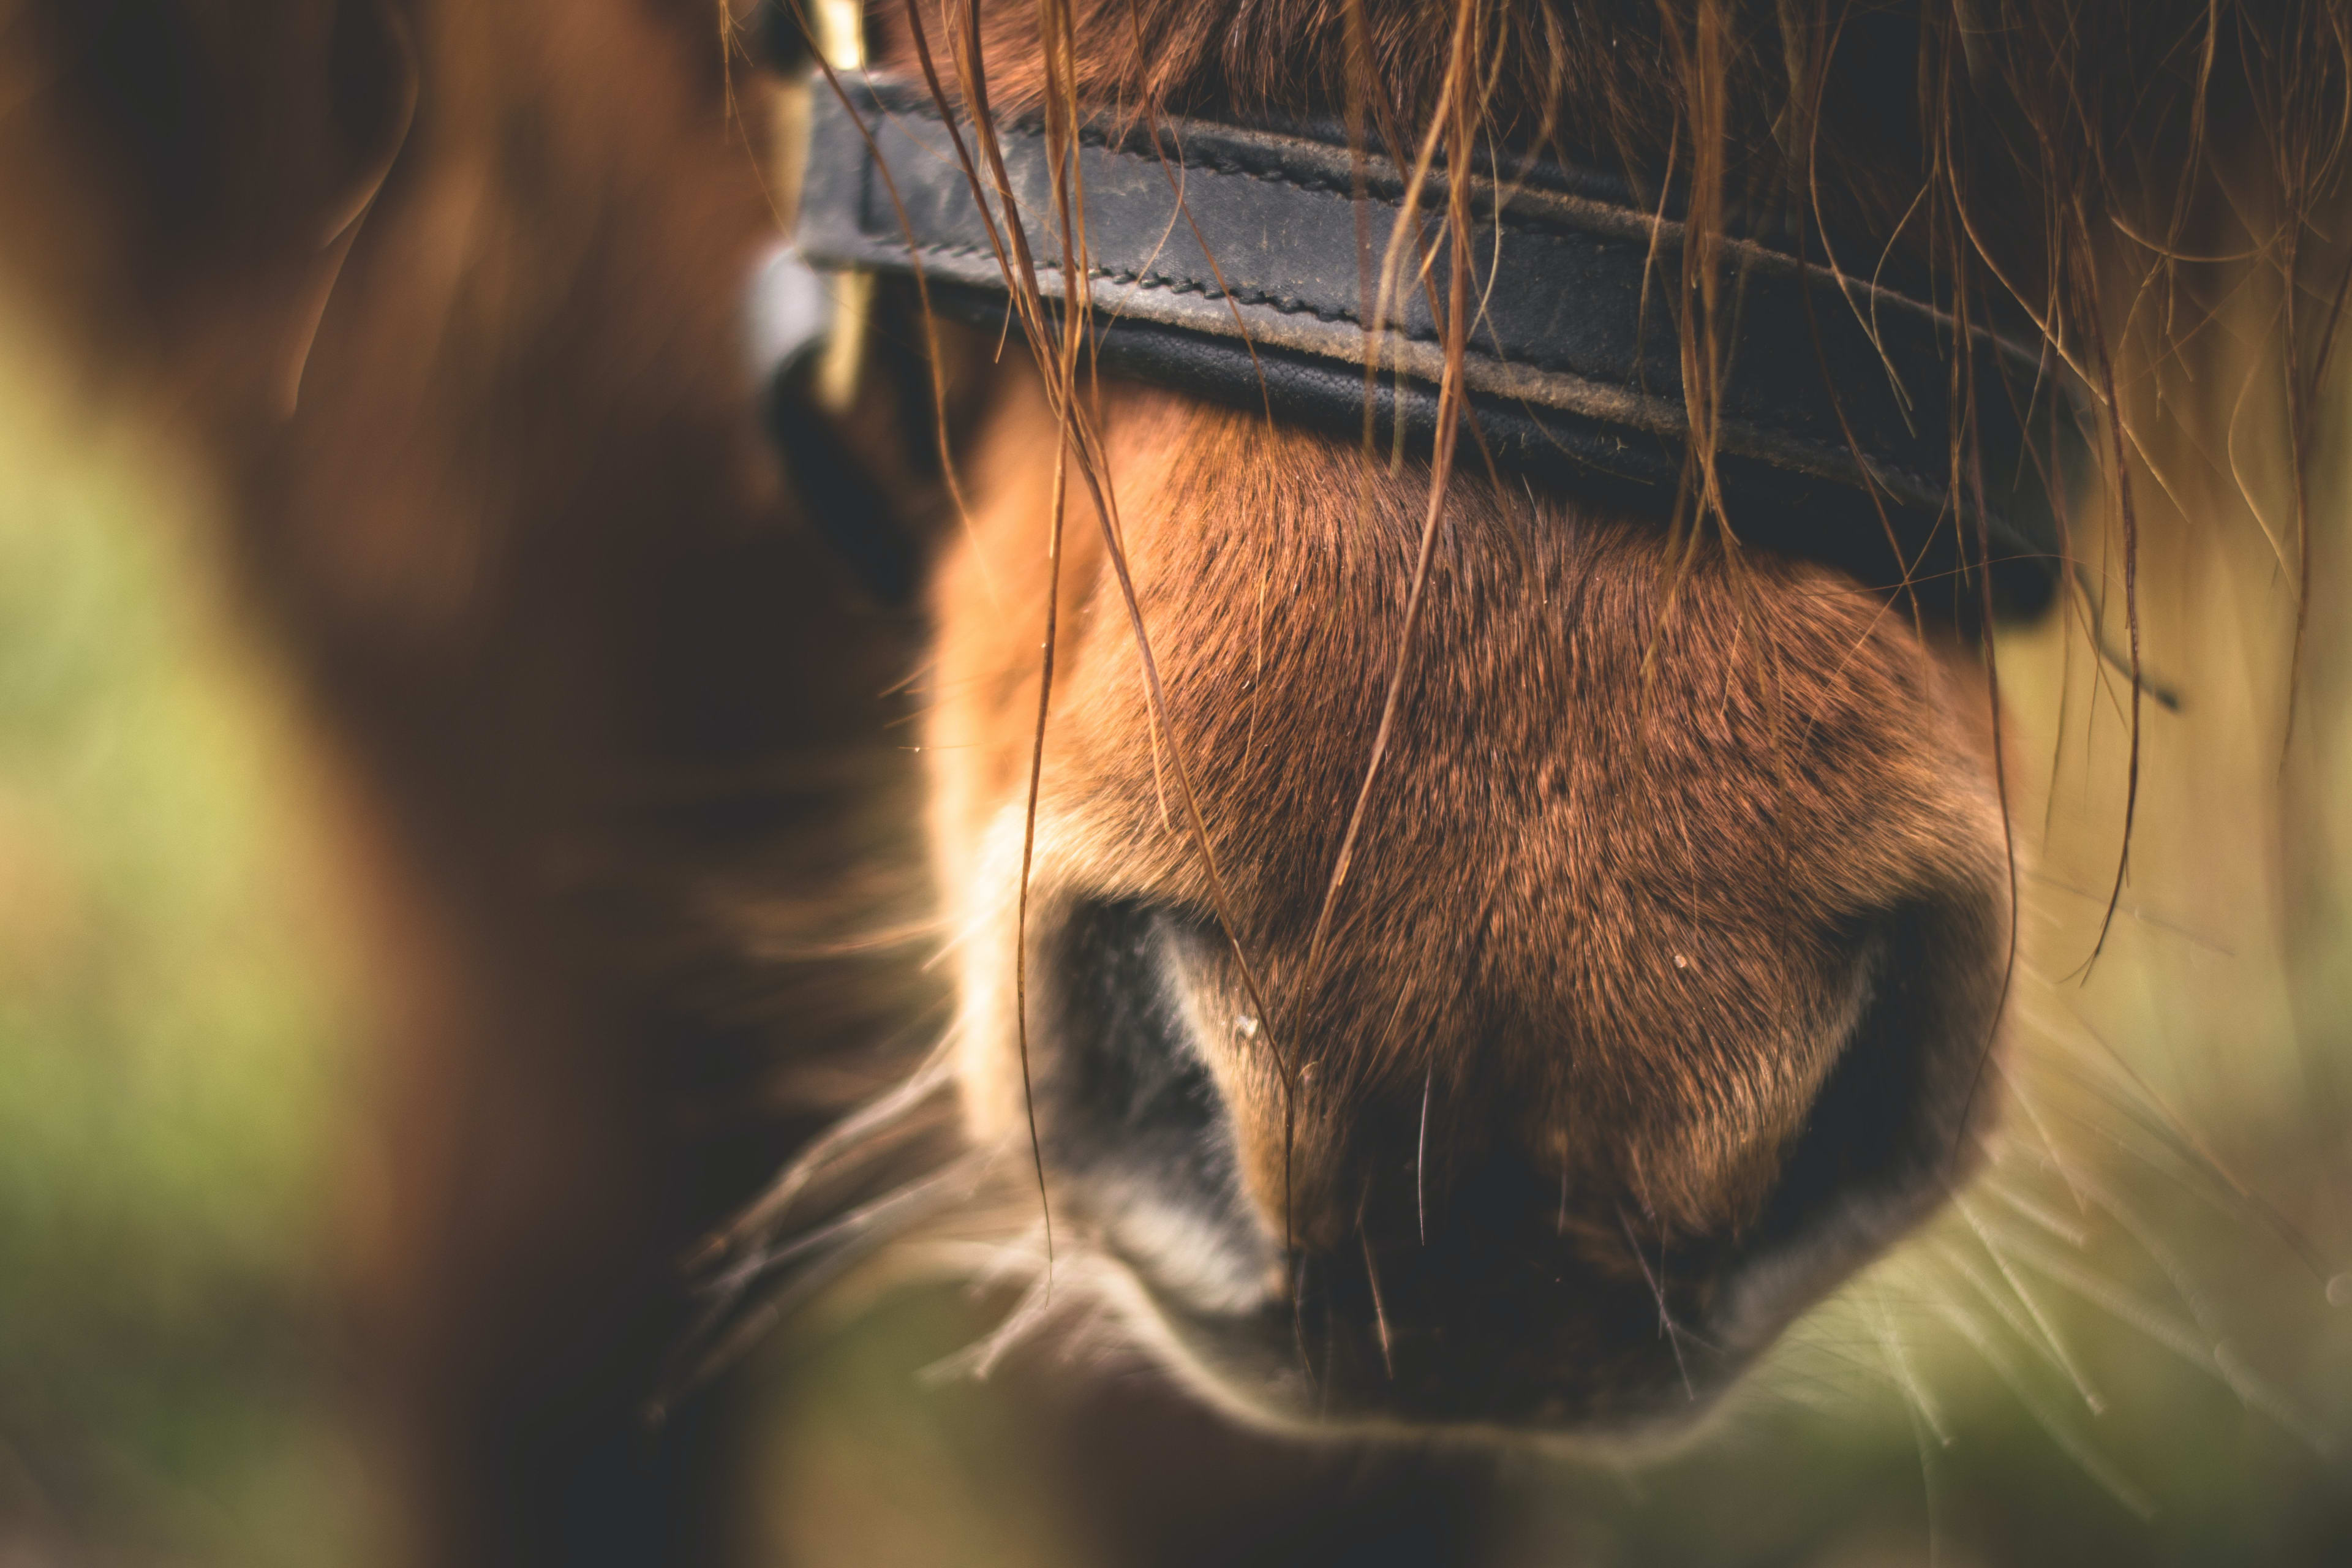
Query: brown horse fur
1 0 2349 1558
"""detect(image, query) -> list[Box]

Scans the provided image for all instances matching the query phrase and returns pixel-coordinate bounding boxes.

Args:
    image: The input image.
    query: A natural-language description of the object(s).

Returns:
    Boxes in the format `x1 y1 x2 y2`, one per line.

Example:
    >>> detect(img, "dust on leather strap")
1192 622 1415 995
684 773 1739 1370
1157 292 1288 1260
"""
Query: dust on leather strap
794 72 2069 619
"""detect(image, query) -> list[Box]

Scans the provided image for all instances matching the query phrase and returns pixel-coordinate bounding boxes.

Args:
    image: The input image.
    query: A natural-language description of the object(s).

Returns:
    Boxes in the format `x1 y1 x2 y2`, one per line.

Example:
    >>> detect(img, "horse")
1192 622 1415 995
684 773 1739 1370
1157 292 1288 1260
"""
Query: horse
1 0 2345 1561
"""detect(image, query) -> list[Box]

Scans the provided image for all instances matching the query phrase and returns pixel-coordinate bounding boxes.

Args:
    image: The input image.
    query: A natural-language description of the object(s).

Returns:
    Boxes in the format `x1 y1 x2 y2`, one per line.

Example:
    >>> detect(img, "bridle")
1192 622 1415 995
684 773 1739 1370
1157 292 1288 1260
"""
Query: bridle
756 59 2076 622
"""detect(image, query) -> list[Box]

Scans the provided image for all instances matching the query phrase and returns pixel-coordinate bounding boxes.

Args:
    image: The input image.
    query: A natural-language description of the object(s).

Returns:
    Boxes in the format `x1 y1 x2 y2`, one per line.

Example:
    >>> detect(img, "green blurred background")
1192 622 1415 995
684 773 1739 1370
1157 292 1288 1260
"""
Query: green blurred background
4 277 2352 1566
0 311 371 1562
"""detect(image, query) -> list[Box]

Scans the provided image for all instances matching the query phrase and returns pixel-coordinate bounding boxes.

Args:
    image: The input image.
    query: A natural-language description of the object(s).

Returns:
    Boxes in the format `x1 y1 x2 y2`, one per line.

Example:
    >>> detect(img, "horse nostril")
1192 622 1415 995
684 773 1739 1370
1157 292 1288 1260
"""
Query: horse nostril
1042 900 1218 1151
1036 900 1273 1303
1733 901 2002 1321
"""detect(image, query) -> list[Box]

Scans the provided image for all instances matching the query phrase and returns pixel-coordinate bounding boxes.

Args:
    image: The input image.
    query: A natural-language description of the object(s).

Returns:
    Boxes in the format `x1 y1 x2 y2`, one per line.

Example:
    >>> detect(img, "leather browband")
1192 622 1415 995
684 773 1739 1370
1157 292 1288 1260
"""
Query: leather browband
793 72 2071 619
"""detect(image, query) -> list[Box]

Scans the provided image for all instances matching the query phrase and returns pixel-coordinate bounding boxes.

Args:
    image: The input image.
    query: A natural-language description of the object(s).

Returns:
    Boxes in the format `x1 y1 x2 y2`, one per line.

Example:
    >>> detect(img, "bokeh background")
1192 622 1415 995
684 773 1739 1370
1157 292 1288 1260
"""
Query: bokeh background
5 243 2352 1565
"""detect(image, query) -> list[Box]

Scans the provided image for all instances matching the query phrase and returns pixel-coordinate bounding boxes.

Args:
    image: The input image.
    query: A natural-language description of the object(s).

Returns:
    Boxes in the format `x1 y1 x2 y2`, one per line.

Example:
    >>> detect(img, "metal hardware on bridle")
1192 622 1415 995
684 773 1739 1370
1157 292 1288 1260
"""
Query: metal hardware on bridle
744 3 925 603
761 61 2079 620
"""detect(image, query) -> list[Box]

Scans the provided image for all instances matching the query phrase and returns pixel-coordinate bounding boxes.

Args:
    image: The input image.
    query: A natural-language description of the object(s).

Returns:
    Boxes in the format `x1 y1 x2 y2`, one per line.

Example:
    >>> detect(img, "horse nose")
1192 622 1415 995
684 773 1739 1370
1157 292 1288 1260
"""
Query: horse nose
1028 879 1999 1428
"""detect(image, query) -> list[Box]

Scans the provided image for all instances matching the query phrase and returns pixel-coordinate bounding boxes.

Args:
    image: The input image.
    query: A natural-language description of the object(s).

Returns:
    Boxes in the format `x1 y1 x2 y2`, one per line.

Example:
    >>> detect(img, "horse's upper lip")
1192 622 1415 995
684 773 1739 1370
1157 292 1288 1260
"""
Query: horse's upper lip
1095 1251 1751 1441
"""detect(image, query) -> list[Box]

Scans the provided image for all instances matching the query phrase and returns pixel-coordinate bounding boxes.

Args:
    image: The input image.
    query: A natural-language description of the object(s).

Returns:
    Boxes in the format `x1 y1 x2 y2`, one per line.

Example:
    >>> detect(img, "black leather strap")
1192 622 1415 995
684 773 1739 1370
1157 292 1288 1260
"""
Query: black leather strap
795 72 2071 618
